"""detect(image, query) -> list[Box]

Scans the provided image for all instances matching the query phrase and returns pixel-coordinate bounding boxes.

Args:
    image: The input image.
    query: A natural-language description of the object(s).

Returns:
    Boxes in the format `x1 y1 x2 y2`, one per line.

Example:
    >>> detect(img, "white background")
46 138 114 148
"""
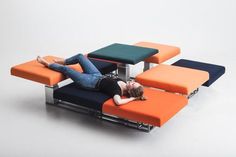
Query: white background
0 0 235 156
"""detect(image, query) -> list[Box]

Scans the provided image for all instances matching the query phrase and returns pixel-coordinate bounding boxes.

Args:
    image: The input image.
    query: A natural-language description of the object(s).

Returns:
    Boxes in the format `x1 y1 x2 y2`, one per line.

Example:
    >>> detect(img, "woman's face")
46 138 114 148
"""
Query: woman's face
127 80 141 90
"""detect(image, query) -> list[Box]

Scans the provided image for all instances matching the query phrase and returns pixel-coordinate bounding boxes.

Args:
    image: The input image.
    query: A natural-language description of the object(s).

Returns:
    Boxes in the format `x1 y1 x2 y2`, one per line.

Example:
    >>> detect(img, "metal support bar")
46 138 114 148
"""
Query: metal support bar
114 69 118 76
44 79 154 132
47 100 154 132
118 63 130 82
45 84 59 105
101 113 154 132
143 62 151 71
187 88 199 99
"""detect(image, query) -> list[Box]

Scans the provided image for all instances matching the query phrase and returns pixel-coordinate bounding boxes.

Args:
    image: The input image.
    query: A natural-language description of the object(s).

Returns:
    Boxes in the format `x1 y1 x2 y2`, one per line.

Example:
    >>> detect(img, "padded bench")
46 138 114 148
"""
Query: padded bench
54 82 111 111
135 64 209 95
11 55 117 86
172 59 225 87
134 41 181 64
55 82 188 127
103 87 188 127
10 54 189 130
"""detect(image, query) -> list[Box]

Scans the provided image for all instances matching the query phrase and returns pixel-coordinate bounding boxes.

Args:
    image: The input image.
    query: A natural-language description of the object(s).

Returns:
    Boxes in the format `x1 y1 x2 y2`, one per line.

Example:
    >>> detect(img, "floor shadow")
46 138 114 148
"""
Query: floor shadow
44 104 156 138
15 96 157 139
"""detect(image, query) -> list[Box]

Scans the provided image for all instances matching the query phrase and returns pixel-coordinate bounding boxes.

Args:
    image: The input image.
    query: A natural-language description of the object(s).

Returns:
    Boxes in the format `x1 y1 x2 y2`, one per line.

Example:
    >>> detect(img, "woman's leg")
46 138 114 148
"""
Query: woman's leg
37 56 101 89
48 63 84 82
65 53 101 75
48 63 101 89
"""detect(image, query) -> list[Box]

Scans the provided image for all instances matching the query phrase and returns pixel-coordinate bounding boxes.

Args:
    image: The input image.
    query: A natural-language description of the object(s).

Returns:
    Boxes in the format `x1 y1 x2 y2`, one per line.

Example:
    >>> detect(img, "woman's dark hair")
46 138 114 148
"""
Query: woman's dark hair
128 85 147 100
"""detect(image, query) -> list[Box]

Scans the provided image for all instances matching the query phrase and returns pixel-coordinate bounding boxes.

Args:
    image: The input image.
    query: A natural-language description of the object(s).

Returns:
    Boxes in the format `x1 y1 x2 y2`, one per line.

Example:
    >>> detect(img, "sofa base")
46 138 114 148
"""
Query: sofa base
48 100 154 132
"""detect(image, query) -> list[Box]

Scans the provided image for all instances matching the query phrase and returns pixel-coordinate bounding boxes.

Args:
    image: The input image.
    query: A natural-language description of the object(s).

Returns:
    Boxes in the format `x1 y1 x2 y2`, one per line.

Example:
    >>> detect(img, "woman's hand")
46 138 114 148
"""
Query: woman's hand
113 95 136 106
134 96 147 101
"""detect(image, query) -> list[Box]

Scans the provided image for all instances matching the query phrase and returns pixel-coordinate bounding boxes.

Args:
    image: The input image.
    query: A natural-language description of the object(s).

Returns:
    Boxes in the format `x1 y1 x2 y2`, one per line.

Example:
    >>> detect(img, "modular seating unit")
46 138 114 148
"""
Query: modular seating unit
135 64 209 96
134 41 225 98
11 54 189 132
10 42 225 132
134 41 181 71
11 55 117 86
88 43 158 81
54 82 188 129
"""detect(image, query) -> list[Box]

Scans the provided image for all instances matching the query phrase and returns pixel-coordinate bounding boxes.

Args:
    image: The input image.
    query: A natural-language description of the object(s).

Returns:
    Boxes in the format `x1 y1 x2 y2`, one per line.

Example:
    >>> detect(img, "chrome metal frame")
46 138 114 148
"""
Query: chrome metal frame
44 84 154 132
45 83 154 132
45 85 59 105
117 63 130 82
143 62 151 71
187 88 199 99
47 99 154 132
44 72 199 132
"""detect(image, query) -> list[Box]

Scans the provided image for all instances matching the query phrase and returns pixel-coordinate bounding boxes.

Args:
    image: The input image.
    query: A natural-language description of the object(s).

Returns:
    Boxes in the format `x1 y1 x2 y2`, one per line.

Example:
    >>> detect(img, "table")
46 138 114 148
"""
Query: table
88 43 158 81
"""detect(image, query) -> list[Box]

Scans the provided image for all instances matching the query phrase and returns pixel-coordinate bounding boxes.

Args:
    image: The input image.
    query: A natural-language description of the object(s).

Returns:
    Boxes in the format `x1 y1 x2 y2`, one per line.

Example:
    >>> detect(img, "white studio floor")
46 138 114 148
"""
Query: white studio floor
1 51 235 157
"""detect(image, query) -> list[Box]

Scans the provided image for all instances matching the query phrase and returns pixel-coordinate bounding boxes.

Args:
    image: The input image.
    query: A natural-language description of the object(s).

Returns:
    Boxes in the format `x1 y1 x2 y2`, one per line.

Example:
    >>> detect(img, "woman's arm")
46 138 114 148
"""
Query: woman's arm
113 95 136 106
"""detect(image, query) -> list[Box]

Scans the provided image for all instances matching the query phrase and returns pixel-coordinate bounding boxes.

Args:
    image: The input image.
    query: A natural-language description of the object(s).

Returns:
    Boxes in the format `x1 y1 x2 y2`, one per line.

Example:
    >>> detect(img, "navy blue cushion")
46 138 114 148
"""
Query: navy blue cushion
54 83 111 111
89 58 117 75
88 43 158 64
172 59 225 87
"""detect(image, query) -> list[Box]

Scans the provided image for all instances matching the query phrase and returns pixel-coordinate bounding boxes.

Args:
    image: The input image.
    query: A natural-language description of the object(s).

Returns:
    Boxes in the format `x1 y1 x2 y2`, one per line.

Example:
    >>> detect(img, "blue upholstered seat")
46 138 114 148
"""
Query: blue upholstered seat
172 59 225 87
53 59 117 111
54 83 111 111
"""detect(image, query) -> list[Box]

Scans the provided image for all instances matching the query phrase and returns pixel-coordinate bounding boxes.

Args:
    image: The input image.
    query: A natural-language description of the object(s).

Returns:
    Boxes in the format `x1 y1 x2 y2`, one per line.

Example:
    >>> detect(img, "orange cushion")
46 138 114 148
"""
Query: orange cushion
134 41 180 63
102 87 188 127
135 64 209 95
11 56 83 86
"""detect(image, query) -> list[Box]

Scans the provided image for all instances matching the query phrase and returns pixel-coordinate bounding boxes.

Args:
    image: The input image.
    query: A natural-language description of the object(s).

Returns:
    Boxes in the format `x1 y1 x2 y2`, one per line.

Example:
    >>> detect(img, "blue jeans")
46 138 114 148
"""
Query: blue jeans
48 53 103 90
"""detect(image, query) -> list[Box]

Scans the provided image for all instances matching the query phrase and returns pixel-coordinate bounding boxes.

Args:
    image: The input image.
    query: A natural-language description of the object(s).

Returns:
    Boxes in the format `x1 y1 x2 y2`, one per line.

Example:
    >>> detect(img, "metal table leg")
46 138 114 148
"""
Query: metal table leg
143 62 151 71
118 63 130 82
45 84 59 105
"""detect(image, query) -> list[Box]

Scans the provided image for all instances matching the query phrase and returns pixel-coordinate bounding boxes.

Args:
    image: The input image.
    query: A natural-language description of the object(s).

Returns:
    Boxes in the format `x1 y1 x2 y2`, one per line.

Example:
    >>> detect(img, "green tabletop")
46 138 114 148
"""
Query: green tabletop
88 43 158 65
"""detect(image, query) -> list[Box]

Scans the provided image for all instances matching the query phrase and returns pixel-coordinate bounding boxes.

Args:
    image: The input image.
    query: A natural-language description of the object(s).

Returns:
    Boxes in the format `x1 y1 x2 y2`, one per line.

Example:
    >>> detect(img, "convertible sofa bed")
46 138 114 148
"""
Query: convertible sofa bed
10 42 225 132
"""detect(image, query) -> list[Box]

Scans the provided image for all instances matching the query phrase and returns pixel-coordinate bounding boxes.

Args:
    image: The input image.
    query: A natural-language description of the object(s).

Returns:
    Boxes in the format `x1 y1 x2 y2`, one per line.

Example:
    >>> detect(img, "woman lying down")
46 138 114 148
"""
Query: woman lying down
37 53 146 106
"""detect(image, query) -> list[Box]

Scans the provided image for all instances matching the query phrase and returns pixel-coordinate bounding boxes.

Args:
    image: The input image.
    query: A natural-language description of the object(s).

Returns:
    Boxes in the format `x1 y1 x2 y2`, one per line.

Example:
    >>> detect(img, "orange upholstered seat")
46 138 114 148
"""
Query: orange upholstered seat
134 41 180 63
102 87 188 127
135 64 209 95
11 56 83 86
